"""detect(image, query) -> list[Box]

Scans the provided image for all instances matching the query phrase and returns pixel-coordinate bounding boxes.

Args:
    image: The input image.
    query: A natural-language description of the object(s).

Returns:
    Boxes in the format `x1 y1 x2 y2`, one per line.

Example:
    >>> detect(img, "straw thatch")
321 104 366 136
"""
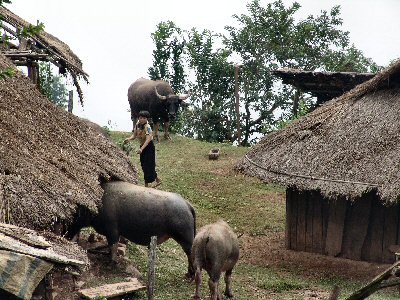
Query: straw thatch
0 53 137 230
236 59 400 204
272 68 375 103
0 6 88 102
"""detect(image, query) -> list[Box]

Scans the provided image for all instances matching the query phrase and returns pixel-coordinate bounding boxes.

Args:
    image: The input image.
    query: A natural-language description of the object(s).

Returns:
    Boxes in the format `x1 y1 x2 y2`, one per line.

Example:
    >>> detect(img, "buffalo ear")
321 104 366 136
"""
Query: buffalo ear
180 101 189 108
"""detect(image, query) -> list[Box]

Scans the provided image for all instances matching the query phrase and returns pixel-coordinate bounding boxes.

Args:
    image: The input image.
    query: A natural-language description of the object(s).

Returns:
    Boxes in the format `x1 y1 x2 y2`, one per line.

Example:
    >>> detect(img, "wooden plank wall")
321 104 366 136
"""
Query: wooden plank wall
325 197 347 257
285 188 400 263
286 188 328 254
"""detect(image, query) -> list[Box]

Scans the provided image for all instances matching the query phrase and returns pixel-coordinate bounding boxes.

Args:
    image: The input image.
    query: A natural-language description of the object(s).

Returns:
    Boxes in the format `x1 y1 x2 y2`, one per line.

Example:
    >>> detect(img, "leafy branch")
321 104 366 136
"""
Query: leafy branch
18 20 45 38
0 67 15 80
0 0 12 6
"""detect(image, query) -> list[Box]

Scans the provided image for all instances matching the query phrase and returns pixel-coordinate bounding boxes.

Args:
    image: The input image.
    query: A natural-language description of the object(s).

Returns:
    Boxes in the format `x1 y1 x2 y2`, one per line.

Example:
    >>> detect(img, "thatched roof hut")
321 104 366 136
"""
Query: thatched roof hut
0 54 137 231
0 6 88 102
272 68 375 105
236 59 400 263
238 59 400 202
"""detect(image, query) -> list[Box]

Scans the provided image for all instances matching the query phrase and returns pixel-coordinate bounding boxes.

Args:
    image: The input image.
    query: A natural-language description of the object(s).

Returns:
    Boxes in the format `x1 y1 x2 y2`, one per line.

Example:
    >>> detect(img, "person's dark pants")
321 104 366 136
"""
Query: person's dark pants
140 141 157 184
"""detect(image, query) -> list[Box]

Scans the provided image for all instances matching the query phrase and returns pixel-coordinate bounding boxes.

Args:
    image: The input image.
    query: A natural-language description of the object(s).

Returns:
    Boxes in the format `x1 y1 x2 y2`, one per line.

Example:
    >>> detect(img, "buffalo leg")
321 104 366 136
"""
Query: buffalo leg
208 276 222 300
110 243 119 261
224 269 234 298
192 267 202 300
132 116 137 131
163 121 170 140
105 227 120 261
154 122 160 142
181 244 195 279
174 235 195 278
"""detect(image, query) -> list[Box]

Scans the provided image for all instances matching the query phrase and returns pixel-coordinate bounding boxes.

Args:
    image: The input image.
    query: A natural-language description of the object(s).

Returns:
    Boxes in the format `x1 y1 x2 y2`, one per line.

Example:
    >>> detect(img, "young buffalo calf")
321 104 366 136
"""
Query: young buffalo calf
191 220 239 300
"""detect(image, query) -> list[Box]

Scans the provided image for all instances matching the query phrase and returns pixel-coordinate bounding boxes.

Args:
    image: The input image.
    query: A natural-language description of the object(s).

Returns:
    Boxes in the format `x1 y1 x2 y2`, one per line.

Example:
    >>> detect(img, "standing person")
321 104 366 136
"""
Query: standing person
123 110 161 188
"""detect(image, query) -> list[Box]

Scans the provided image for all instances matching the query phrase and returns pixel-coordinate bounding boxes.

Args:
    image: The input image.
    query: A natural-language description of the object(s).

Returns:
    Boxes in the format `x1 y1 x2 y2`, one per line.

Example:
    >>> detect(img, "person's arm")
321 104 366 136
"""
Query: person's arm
123 130 137 143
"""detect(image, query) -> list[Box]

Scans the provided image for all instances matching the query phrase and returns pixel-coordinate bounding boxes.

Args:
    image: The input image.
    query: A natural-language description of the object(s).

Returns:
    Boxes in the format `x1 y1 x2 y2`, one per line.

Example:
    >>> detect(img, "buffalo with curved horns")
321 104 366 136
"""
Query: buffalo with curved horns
128 78 189 141
67 181 196 278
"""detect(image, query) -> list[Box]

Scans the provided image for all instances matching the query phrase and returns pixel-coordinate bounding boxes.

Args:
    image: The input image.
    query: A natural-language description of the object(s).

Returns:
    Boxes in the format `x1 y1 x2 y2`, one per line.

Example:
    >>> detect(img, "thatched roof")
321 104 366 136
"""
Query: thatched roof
272 68 375 104
0 6 88 102
236 59 400 203
0 54 137 230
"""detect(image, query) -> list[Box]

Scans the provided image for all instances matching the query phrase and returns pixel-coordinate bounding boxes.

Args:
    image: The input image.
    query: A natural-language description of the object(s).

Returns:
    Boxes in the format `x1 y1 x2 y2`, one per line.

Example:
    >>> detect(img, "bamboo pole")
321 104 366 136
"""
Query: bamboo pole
147 236 157 300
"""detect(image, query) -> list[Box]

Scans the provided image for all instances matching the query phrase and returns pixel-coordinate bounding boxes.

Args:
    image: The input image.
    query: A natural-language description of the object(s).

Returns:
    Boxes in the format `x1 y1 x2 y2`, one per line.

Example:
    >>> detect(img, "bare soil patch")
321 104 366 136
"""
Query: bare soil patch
240 232 389 282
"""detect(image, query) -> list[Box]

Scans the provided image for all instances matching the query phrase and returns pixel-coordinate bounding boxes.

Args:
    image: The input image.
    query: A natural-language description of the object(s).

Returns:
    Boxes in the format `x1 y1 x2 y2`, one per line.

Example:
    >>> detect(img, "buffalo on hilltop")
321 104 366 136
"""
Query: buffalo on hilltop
128 78 189 141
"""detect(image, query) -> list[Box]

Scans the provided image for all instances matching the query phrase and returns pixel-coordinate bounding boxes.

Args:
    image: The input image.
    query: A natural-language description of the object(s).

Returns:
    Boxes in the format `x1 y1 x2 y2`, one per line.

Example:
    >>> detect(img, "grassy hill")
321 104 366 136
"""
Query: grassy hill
103 132 398 300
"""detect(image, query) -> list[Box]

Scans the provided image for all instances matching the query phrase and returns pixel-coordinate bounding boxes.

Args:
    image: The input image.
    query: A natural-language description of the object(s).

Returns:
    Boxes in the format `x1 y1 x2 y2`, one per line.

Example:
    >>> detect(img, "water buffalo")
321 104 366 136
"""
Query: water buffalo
128 78 189 141
191 220 239 300
68 181 196 278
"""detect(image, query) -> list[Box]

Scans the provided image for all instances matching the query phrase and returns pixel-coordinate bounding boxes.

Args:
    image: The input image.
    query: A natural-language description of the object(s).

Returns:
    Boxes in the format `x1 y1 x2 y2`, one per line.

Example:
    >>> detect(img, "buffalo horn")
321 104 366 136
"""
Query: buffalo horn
154 87 167 100
178 93 189 100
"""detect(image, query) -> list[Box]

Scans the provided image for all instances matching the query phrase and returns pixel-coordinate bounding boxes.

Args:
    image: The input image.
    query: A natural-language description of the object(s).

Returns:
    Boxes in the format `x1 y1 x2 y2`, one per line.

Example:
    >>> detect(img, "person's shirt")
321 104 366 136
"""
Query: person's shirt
135 121 152 145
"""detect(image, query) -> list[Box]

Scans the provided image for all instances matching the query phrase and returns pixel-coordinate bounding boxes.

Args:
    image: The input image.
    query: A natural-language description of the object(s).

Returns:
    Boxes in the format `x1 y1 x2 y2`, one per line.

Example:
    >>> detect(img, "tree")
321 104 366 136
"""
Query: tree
183 29 236 143
149 0 380 145
148 21 186 92
224 0 379 144
323 44 382 73
0 0 11 6
148 21 188 134
38 62 69 109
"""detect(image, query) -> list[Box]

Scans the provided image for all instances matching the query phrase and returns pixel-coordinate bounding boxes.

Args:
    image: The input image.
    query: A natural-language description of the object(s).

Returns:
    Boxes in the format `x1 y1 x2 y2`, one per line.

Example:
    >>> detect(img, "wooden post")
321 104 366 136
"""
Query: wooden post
292 87 300 117
147 236 157 300
45 273 55 300
234 64 241 145
27 61 33 81
2 32 9 50
68 90 74 113
27 61 39 88
0 178 4 223
32 62 39 86
19 37 27 50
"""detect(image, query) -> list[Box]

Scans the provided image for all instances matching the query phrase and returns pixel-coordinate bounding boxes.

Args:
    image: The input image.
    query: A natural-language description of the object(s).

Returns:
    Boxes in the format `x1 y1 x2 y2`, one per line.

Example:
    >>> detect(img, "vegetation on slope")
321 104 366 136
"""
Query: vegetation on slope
106 132 398 300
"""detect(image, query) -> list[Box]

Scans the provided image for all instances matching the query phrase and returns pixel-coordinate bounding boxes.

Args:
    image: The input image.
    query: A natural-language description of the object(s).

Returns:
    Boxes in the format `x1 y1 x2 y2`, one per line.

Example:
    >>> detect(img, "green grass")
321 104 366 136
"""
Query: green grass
106 132 400 300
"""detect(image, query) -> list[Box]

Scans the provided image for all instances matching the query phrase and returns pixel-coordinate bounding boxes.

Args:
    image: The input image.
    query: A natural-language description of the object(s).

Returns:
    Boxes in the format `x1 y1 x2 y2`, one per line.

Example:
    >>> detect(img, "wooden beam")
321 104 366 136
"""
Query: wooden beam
3 51 49 60
79 279 145 299
345 261 400 300
0 22 18 38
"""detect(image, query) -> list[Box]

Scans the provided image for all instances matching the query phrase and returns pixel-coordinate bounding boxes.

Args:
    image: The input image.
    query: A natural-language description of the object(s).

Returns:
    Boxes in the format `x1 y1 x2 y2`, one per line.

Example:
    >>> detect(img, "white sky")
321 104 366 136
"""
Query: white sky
9 0 400 131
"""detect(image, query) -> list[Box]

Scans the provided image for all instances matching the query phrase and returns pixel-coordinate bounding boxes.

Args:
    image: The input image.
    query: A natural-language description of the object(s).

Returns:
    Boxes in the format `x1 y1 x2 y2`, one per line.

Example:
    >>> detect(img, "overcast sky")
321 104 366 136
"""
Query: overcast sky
9 0 400 131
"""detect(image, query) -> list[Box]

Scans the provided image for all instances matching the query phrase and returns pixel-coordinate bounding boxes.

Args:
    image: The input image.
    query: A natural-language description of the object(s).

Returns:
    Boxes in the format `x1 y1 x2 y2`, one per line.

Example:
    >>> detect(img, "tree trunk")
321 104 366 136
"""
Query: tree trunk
234 64 241 145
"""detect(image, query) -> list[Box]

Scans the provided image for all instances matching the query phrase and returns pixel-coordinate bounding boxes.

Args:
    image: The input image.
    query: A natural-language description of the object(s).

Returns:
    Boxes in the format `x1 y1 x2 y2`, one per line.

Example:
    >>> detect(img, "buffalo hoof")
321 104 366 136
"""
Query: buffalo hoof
224 290 234 298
